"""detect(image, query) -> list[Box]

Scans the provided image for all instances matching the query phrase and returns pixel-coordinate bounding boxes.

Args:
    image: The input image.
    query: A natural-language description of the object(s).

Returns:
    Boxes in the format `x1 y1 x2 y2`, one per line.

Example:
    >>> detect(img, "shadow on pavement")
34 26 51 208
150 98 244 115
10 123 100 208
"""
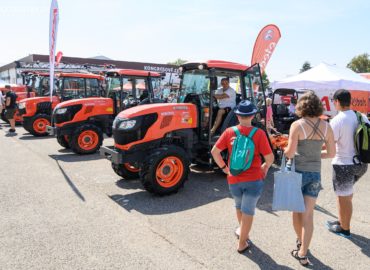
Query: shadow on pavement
53 158 85 202
305 251 334 270
18 135 55 140
110 168 231 215
349 233 370 258
313 205 338 219
242 243 294 270
49 153 104 163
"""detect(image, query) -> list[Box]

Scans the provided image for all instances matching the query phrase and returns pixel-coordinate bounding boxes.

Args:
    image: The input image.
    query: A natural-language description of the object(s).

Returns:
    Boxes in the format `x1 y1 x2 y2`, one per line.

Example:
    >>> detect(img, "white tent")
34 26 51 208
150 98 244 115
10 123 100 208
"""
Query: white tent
272 62 370 91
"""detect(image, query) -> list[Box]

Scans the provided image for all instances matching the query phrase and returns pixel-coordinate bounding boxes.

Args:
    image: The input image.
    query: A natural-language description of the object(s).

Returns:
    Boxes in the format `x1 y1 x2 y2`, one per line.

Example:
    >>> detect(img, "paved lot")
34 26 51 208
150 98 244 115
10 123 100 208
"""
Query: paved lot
0 124 369 270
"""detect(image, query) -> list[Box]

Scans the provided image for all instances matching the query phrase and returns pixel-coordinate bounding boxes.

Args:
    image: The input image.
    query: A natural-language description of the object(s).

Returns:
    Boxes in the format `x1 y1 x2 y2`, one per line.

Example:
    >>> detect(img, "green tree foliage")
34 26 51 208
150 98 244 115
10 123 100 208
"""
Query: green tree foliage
347 53 370 73
167 58 187 66
300 61 312 73
262 72 270 88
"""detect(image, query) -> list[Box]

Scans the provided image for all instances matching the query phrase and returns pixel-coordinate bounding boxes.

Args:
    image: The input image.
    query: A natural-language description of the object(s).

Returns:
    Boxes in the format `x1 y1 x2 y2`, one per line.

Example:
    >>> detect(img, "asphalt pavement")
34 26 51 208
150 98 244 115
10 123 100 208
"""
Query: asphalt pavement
0 124 369 270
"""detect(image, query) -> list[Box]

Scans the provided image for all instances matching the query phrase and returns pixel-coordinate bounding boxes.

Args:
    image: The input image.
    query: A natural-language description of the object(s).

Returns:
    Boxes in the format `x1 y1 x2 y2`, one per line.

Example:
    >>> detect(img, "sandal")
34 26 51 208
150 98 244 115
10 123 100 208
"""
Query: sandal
237 243 250 254
291 249 310 267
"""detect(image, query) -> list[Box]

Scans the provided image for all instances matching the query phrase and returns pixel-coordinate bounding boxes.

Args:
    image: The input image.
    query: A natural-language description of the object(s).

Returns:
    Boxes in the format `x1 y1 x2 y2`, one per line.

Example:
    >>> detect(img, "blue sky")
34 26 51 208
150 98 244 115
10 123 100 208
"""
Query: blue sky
0 0 369 80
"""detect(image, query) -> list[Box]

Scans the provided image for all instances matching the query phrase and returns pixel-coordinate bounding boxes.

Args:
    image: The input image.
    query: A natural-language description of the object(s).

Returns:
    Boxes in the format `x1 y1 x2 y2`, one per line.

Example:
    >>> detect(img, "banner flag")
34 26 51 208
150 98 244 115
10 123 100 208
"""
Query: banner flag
251 24 281 73
49 0 59 101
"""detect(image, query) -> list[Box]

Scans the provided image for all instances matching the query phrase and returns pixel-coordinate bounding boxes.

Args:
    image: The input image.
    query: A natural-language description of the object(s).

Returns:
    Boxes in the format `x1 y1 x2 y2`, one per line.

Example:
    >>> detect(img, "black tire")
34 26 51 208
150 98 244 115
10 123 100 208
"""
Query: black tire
69 124 103 155
140 145 190 195
57 135 70 149
1 110 9 124
112 163 140 180
28 113 51 136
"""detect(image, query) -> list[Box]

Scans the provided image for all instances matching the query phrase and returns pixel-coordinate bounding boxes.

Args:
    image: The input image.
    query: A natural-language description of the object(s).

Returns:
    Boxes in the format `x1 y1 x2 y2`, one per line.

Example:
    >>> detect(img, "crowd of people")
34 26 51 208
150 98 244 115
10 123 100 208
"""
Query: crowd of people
211 89 368 267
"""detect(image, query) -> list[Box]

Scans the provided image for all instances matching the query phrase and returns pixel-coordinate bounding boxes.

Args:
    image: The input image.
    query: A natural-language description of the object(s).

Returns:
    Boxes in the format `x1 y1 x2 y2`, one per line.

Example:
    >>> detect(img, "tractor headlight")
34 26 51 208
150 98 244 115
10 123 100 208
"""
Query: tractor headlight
18 102 25 109
56 108 68 114
118 119 136 130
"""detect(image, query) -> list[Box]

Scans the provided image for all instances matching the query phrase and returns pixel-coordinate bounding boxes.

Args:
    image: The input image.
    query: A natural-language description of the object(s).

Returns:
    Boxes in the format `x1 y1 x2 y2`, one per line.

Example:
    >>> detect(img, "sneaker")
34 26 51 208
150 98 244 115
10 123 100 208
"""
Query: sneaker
8 128 16 133
326 223 351 238
326 220 340 227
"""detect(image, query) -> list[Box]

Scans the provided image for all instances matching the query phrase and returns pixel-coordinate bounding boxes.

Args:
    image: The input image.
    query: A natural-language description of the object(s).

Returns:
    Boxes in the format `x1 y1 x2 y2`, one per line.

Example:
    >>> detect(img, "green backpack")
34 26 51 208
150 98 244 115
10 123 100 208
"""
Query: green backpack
230 126 258 176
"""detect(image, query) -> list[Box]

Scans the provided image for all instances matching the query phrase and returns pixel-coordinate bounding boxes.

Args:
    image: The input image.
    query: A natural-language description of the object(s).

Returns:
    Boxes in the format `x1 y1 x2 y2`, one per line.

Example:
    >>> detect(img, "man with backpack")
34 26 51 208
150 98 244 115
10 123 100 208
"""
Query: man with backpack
211 100 274 253
326 89 369 238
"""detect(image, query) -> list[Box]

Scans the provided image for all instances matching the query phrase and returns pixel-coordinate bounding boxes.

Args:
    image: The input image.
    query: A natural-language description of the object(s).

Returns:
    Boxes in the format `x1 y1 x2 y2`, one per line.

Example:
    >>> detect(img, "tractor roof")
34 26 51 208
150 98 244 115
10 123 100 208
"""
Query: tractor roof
182 60 248 71
106 69 162 78
58 73 104 80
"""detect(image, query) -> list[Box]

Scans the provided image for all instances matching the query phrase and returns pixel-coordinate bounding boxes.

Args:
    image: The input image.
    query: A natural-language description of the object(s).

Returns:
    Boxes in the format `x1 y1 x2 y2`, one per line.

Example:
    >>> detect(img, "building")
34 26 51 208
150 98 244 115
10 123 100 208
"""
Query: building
0 54 180 86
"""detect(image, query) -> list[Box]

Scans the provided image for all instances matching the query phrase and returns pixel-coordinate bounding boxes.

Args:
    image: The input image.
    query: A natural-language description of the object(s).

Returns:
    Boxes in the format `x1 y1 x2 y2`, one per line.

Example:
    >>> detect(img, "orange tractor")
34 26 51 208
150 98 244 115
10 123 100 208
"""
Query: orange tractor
47 69 164 155
100 61 268 195
18 73 104 136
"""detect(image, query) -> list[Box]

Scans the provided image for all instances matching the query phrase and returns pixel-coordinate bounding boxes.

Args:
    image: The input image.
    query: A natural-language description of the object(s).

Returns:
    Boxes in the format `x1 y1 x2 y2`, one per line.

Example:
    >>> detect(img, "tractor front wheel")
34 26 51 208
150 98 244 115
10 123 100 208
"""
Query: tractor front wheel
140 145 189 195
70 124 103 155
28 114 51 136
57 135 70 149
112 163 140 180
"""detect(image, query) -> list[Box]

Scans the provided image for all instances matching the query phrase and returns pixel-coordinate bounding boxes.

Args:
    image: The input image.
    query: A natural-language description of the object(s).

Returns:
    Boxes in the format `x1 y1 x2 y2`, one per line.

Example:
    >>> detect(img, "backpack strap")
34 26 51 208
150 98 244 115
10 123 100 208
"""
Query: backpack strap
248 127 258 138
232 126 241 136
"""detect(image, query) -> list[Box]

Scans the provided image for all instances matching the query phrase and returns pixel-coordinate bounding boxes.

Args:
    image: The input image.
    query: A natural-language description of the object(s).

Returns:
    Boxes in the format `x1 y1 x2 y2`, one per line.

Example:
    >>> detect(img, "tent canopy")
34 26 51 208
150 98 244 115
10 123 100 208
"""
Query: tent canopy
272 63 370 91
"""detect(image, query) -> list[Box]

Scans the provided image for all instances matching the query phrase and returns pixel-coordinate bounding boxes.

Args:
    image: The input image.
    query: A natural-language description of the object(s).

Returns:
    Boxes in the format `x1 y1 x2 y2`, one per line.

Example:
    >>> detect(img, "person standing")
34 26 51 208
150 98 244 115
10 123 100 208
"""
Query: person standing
284 91 336 267
210 78 236 136
211 100 274 253
326 89 369 238
0 89 4 128
4 85 17 133
265 97 274 133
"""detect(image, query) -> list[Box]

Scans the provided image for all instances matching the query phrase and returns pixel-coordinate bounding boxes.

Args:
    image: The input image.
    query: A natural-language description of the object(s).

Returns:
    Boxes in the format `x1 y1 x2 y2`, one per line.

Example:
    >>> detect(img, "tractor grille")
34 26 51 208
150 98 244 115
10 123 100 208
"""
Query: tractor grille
53 104 82 124
37 102 52 112
113 113 157 146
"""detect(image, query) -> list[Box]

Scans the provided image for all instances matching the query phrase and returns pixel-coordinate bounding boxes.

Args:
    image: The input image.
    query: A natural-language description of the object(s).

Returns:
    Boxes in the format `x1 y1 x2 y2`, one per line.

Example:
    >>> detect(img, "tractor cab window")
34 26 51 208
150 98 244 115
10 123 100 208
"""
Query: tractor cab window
151 77 162 99
244 64 267 125
39 77 52 96
135 78 149 101
62 77 85 100
86 78 100 97
179 69 210 102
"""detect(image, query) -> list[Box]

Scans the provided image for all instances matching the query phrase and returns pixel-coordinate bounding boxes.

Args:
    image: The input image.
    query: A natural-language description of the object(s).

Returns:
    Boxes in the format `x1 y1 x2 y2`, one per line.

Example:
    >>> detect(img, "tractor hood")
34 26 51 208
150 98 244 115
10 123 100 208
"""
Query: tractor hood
19 96 59 105
117 103 197 119
54 97 110 110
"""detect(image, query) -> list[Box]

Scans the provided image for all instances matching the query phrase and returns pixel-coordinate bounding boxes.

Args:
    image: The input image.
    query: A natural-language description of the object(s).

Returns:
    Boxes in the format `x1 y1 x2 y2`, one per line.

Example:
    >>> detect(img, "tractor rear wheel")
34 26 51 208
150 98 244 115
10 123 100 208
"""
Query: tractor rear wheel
57 135 70 149
140 145 189 195
112 163 140 180
28 114 51 136
70 124 103 155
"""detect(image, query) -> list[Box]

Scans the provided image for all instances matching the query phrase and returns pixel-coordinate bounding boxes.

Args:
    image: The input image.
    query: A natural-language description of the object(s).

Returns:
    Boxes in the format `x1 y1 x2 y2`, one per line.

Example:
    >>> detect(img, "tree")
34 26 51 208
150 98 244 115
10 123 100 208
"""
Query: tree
262 71 270 89
167 58 187 66
300 61 312 73
347 53 370 73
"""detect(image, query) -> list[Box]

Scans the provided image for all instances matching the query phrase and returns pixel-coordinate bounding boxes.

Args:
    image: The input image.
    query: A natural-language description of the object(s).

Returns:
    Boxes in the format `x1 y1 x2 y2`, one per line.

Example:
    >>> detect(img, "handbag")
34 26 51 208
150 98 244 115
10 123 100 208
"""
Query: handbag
272 156 305 212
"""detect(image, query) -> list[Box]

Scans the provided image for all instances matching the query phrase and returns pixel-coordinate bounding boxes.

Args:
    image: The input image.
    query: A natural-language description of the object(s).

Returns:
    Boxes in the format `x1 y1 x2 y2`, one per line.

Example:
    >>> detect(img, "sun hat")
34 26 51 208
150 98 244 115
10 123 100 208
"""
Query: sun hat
234 100 258 116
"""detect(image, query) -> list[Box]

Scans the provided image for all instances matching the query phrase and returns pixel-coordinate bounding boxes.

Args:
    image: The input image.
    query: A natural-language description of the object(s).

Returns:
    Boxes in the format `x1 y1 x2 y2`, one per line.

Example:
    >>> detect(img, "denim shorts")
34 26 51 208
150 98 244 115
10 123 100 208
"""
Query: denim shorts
296 170 322 198
229 180 264 216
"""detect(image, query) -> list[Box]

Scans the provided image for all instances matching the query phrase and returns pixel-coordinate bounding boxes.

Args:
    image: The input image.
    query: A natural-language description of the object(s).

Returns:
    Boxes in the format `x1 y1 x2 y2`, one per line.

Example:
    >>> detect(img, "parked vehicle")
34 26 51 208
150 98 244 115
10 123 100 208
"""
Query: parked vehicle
100 61 268 195
18 73 104 136
48 69 164 155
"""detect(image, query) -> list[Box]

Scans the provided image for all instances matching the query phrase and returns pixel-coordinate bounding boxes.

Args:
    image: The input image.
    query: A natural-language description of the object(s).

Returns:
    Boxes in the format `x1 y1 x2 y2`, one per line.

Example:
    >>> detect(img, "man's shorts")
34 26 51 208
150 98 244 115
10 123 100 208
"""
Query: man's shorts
5 108 16 120
296 170 322 198
332 164 368 196
229 180 264 216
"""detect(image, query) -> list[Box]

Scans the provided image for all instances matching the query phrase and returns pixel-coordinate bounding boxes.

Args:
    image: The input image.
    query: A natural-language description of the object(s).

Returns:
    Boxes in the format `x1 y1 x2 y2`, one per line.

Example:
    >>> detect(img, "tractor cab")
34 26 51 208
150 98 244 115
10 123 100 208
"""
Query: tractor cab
21 71 51 97
271 88 300 134
100 60 268 195
105 69 163 113
178 61 266 142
